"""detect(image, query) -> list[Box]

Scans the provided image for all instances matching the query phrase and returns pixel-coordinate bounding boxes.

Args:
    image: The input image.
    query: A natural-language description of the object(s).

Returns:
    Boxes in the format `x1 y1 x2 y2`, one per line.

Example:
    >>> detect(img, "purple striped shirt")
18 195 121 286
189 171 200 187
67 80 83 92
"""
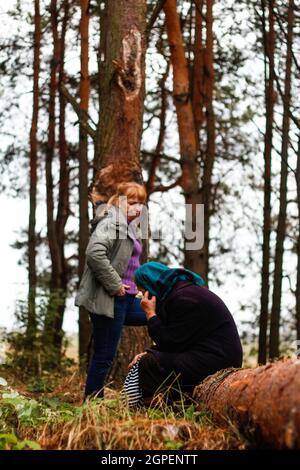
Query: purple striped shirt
122 238 142 295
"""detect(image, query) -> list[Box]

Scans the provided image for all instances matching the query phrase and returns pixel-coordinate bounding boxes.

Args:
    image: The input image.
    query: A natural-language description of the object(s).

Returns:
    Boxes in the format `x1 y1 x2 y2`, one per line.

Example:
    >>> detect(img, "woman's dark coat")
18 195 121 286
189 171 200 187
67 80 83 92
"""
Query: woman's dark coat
139 280 243 396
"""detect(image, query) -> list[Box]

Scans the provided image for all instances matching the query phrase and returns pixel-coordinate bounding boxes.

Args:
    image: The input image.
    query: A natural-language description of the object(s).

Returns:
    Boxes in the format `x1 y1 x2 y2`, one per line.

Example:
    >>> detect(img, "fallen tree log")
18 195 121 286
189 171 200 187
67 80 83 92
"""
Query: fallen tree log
193 357 300 449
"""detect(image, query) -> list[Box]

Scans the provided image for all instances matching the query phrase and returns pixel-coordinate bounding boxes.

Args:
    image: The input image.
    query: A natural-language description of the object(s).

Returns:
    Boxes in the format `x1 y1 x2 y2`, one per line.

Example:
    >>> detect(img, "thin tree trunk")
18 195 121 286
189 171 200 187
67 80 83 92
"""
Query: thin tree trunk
164 0 213 282
269 0 294 360
296 136 300 343
79 0 91 369
163 0 198 195
94 0 108 176
146 61 169 196
258 0 275 365
192 0 204 140
194 357 300 449
27 0 41 337
53 0 70 351
45 0 62 338
200 0 215 282
44 0 69 359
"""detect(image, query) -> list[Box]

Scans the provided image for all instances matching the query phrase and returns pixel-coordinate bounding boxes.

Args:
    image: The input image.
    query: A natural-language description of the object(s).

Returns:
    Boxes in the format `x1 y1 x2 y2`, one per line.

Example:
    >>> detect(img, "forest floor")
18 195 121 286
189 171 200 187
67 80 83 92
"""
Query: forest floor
0 365 250 450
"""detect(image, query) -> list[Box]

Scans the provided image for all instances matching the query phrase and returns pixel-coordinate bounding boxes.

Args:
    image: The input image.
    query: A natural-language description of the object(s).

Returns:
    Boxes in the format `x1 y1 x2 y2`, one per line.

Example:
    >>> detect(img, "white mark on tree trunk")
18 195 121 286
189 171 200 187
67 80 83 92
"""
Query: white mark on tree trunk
113 27 142 101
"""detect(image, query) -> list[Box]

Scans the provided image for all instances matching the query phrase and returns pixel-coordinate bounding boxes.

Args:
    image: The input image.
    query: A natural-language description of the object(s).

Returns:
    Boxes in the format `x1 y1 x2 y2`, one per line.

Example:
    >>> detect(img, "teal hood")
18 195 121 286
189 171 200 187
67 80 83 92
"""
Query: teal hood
134 261 205 310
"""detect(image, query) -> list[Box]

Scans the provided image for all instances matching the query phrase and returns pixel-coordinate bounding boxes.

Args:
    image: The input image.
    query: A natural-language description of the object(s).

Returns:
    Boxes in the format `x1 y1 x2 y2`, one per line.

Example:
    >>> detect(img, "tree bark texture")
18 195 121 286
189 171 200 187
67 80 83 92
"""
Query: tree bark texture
94 0 147 182
78 0 92 369
258 0 275 365
269 0 294 359
27 0 41 336
194 357 300 449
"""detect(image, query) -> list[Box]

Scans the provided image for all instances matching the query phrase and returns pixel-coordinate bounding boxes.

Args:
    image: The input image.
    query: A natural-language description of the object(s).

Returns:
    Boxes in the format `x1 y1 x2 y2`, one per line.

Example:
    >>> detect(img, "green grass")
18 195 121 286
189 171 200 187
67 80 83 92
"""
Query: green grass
0 367 247 451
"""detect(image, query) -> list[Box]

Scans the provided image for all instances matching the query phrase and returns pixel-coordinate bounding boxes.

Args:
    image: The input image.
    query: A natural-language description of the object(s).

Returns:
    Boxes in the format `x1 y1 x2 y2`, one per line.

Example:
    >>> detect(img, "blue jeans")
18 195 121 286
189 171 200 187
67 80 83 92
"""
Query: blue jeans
84 293 147 398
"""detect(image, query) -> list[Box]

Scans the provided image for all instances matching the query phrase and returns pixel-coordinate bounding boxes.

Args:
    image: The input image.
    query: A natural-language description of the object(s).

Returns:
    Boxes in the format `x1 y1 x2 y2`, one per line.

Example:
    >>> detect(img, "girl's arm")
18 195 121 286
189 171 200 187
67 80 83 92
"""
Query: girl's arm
85 220 123 296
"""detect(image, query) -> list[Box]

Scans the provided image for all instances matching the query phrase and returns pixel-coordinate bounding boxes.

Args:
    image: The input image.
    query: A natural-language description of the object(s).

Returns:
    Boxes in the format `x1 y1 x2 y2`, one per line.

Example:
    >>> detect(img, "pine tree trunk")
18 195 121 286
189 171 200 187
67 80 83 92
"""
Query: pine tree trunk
258 0 275 365
201 0 215 283
145 58 169 195
97 0 108 162
186 1 206 281
269 0 294 360
163 0 198 194
78 0 91 370
45 0 62 345
192 0 204 139
194 358 300 449
54 0 70 351
27 0 41 337
296 136 300 343
164 0 215 283
94 0 147 171
44 0 70 359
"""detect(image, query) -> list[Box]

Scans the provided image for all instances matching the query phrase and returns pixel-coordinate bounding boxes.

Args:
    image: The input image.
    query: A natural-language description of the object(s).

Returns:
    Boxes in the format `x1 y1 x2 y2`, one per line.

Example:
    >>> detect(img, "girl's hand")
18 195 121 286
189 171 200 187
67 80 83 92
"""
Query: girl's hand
116 284 130 296
140 291 156 320
128 352 147 369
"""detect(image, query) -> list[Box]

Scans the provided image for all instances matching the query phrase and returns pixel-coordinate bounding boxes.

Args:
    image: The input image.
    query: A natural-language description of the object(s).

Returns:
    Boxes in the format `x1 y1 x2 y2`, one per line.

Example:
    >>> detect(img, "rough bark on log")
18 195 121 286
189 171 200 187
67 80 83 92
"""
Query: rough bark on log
193 357 300 449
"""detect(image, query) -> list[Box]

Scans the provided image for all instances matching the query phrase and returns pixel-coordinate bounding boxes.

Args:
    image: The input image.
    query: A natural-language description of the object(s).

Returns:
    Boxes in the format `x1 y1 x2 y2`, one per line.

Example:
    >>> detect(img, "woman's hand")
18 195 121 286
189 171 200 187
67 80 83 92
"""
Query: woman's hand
140 291 156 320
128 352 147 369
116 284 130 296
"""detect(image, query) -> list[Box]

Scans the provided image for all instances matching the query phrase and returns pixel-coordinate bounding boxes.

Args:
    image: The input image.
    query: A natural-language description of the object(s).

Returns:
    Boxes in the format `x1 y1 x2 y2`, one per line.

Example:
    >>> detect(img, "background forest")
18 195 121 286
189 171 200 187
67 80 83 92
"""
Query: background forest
2 0 298 363
0 0 299 441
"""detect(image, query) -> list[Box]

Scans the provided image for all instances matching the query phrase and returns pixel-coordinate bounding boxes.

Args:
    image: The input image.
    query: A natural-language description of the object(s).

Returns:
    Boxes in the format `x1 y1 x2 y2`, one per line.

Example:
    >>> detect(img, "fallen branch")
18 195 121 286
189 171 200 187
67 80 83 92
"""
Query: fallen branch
193 357 300 449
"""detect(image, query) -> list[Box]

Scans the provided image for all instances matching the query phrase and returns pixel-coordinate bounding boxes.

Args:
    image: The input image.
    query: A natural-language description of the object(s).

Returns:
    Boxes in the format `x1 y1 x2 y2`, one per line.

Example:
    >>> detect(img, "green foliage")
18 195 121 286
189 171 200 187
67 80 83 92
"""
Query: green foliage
0 373 246 450
0 433 40 450
26 378 56 394
5 291 75 377
147 408 165 420
164 439 184 450
184 405 214 426
0 401 18 433
1 391 44 428
0 376 79 436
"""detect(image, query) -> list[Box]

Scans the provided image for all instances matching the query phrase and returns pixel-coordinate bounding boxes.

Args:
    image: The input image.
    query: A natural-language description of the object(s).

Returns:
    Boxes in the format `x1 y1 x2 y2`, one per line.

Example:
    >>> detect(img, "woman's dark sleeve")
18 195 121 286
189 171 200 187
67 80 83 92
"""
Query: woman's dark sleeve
148 308 191 351
148 291 207 352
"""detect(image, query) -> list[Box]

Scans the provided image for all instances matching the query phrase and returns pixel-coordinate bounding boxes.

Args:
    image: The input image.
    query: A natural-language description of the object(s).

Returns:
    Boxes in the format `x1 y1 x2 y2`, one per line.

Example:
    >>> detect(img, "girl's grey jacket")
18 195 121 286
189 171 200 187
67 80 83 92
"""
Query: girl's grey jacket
75 204 142 318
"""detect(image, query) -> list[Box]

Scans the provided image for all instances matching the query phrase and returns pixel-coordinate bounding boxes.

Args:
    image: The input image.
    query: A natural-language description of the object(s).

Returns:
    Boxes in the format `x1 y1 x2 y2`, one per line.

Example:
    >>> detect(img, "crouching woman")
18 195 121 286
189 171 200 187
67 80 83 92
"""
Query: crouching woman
122 262 243 407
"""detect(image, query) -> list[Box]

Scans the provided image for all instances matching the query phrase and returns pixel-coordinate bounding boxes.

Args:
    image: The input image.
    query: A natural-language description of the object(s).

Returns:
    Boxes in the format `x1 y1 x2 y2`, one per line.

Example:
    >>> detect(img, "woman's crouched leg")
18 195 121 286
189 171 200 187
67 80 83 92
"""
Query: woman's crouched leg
122 350 185 408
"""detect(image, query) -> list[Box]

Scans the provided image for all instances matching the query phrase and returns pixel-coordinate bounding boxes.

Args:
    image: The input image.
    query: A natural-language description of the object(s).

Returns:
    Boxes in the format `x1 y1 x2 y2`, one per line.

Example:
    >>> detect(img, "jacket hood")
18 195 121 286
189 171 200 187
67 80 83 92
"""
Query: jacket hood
90 203 134 236
90 202 109 233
